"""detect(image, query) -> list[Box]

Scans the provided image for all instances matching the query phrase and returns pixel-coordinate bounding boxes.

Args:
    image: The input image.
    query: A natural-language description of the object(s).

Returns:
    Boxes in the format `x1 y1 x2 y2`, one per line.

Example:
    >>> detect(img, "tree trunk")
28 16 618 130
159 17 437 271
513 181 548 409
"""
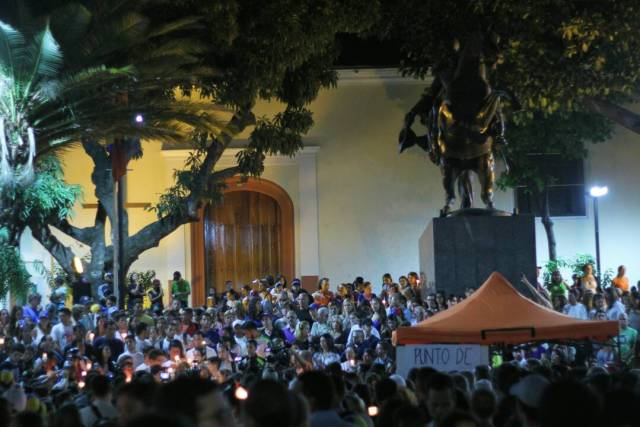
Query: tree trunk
540 183 557 261
31 110 255 299
584 97 640 135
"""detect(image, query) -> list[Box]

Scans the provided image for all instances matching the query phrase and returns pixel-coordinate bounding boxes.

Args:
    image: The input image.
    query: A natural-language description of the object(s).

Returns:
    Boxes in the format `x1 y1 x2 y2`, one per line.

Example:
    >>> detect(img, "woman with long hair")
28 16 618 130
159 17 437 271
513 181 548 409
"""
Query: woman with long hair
126 272 144 310
148 279 164 313
293 321 310 350
370 297 387 331
341 299 356 330
330 316 348 352
312 334 341 369
246 296 263 326
8 305 24 337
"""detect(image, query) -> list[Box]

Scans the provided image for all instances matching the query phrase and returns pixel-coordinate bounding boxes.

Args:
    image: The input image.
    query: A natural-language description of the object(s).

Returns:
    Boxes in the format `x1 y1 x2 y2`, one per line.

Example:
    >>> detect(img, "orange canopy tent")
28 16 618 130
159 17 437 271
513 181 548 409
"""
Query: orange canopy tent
395 272 619 345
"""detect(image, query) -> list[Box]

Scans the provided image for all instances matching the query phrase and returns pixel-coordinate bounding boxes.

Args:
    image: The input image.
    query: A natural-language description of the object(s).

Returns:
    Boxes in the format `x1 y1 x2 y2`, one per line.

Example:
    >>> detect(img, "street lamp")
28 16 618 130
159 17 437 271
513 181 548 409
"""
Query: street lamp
589 185 608 283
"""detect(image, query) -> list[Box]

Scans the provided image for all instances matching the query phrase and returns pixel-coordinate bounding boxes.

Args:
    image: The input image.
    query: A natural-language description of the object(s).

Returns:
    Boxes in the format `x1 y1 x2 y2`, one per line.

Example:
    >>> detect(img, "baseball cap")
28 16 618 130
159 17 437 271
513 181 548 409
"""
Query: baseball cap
232 320 244 328
242 320 257 330
510 374 549 408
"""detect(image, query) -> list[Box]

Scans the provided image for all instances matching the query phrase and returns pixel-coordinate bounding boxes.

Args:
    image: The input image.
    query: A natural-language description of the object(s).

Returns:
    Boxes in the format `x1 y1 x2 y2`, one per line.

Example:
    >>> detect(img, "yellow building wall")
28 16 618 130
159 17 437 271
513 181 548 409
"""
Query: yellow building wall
18 70 640 299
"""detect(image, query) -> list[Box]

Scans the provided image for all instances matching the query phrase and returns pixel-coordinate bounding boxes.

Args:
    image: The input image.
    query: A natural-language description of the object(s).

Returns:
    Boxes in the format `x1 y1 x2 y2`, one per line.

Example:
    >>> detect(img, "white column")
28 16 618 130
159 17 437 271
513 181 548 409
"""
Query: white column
298 148 320 277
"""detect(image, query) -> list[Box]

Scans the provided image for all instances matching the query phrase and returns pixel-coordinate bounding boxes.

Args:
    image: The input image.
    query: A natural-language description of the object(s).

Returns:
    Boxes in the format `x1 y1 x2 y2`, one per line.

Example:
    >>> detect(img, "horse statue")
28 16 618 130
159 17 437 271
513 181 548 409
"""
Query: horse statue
399 34 510 216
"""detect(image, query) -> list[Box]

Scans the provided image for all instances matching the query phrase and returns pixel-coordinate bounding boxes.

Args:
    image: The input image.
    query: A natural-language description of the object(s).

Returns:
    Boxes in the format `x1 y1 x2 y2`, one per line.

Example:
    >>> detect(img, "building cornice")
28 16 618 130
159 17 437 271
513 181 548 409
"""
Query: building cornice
161 146 319 167
336 68 431 86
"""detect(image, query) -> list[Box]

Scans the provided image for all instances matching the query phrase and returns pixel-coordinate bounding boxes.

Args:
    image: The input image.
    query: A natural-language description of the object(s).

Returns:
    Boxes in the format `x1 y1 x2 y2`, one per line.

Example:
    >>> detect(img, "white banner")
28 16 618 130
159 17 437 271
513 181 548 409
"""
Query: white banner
396 344 489 377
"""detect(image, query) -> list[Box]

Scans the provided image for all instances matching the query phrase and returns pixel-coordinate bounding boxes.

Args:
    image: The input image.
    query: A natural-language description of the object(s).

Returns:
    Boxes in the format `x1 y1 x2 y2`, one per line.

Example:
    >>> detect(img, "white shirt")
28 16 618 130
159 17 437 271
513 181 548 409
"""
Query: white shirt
313 351 341 369
51 322 73 350
607 300 626 321
340 360 358 373
117 351 144 368
346 325 380 346
135 337 152 353
186 346 218 360
161 335 184 353
234 335 248 356
563 303 589 320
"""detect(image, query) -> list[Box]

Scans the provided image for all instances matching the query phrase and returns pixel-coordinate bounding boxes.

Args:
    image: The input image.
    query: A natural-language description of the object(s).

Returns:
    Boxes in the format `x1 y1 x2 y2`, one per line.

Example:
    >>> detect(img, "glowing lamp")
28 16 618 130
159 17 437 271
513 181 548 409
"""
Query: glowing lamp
589 186 608 197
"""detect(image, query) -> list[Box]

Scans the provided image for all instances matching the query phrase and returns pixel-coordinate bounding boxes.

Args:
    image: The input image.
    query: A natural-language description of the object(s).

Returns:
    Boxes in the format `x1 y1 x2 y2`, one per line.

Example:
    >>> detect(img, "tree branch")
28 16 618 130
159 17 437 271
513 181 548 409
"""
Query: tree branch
82 140 116 221
29 223 77 277
53 219 95 246
85 202 108 288
121 109 254 269
209 166 242 183
584 97 640 135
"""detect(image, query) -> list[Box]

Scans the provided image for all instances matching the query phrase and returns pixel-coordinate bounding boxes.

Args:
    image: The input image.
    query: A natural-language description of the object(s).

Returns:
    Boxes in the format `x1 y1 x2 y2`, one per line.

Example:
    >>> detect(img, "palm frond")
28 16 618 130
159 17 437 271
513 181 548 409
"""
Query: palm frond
20 23 62 99
0 20 26 77
146 16 202 38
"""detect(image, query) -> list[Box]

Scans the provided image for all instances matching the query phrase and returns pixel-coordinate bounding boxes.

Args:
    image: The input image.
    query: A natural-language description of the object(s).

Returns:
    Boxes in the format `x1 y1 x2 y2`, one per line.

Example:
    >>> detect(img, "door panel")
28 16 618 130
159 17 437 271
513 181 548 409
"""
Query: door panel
204 191 281 292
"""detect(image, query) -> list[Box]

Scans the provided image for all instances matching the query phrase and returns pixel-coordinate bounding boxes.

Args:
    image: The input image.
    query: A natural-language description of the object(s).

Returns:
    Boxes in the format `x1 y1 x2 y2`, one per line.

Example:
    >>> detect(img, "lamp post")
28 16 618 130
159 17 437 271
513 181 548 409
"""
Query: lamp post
589 185 608 283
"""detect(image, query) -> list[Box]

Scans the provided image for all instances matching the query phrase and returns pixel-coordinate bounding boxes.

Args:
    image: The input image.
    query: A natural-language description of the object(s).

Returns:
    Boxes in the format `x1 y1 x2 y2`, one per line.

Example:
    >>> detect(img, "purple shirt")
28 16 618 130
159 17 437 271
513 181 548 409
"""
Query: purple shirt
283 326 295 344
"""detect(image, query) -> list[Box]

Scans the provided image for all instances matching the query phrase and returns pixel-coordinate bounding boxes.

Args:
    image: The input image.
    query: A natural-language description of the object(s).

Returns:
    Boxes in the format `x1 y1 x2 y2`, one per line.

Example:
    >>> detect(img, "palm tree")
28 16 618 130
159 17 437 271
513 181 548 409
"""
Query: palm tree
0 2 224 297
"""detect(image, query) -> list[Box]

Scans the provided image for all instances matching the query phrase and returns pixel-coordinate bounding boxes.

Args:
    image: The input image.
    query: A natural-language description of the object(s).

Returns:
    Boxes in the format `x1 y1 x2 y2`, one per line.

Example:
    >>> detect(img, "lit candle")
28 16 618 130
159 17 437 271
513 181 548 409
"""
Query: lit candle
86 362 92 370
78 381 85 389
350 359 356 367
81 370 87 377
367 406 379 417
89 333 95 341
0 337 5 345
234 386 249 400
174 355 180 362
42 353 48 362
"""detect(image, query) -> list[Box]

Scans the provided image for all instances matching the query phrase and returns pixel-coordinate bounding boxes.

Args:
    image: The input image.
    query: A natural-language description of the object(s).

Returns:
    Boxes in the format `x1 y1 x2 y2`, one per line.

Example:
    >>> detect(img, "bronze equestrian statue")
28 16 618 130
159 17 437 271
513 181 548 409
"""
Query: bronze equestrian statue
399 34 510 216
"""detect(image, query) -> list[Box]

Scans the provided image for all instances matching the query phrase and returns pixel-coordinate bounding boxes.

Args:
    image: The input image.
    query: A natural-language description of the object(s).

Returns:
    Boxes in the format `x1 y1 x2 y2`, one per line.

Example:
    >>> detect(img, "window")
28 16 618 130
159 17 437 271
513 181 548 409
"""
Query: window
515 154 586 217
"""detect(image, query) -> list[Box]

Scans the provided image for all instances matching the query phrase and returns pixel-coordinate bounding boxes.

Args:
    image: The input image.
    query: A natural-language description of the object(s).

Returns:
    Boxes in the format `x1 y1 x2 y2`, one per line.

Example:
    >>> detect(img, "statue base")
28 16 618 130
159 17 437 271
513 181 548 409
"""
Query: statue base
443 207 513 217
419 213 537 297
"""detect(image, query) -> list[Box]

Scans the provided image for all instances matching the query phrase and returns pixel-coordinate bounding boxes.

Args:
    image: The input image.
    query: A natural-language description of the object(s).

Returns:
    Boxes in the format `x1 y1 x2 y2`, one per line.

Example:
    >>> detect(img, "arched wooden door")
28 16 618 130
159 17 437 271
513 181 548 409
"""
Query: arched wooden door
190 177 294 304
204 191 281 290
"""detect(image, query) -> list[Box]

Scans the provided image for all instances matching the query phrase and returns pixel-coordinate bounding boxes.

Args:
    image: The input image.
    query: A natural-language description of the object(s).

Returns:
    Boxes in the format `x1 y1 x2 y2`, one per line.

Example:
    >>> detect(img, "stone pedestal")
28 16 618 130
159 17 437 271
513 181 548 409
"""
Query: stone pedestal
419 214 536 297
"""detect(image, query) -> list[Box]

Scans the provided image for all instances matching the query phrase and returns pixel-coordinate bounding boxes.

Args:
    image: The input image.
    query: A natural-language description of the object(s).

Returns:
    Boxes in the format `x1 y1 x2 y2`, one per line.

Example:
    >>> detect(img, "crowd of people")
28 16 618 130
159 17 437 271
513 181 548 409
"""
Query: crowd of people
0 267 638 427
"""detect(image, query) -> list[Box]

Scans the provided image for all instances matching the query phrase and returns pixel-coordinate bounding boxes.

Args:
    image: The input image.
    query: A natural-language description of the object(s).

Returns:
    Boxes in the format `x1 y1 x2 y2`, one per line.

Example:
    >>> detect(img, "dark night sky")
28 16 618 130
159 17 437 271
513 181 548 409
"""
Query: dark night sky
335 34 401 68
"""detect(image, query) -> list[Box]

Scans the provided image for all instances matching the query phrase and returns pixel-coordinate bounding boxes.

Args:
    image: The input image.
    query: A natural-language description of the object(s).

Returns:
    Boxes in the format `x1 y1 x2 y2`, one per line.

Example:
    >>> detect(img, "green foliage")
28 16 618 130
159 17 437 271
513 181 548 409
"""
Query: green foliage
0 242 31 302
19 156 80 224
497 109 613 192
542 253 605 286
382 1 640 114
130 270 156 292
146 0 378 217
2 0 378 285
